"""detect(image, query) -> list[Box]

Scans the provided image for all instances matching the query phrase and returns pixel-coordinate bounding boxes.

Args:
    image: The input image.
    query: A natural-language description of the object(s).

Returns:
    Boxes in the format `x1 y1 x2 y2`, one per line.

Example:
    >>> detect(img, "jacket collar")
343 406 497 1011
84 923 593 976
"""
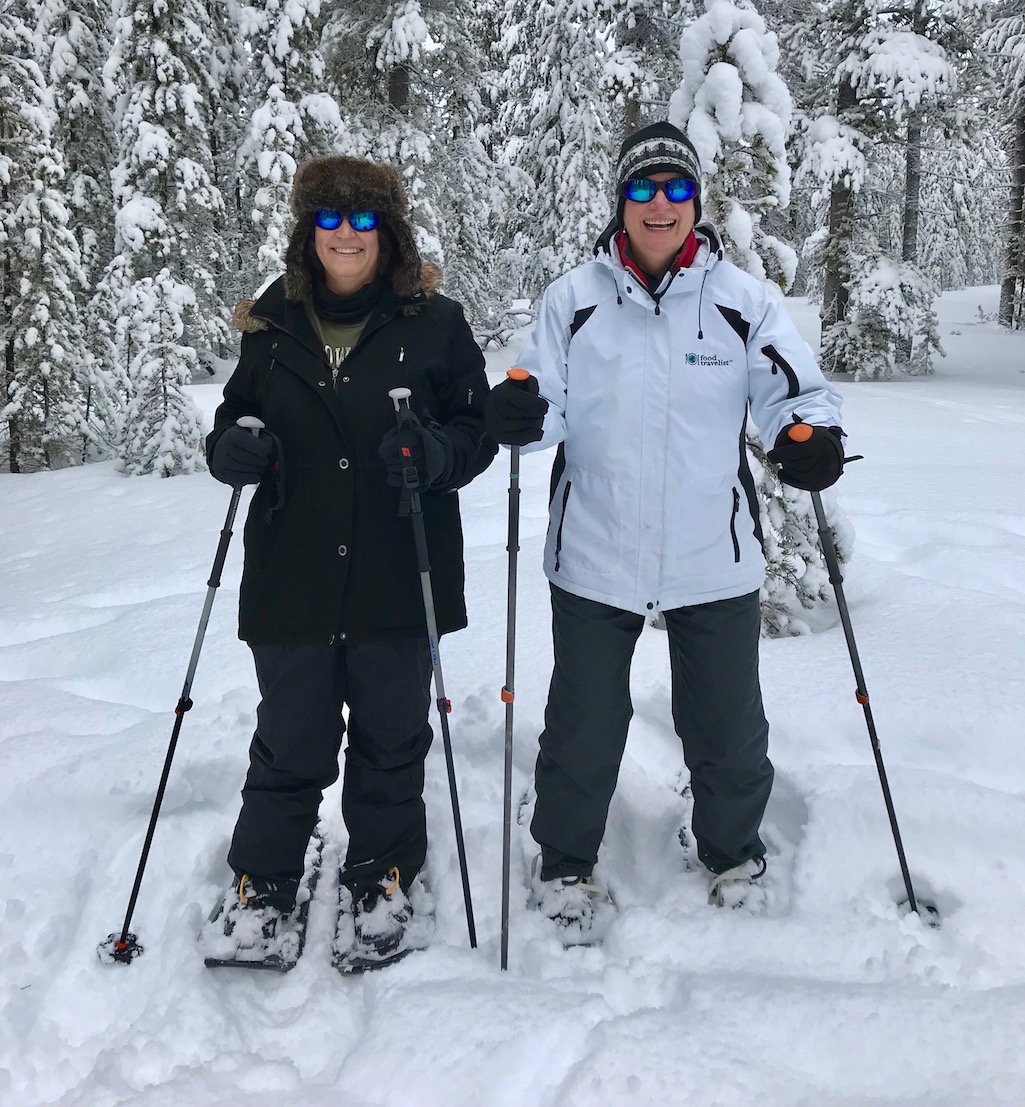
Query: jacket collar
595 216 724 263
613 230 700 291
242 275 410 353
594 226 722 301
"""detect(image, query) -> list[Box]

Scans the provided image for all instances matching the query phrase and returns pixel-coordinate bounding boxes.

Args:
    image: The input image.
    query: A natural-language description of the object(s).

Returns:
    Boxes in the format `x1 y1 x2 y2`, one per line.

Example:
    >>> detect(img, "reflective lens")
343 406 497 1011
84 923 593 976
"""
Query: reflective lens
347 210 379 232
622 178 698 204
313 209 380 231
314 209 344 230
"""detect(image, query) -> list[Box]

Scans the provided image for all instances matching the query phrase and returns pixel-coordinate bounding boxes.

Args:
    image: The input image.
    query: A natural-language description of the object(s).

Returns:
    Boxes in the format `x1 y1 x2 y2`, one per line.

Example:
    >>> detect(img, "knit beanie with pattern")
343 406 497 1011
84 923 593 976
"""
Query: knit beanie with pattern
613 121 703 225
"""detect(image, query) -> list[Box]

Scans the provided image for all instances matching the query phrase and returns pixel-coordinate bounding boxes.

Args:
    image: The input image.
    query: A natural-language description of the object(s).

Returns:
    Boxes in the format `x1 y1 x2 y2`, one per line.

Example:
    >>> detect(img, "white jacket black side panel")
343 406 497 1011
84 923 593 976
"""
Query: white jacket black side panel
517 234 844 616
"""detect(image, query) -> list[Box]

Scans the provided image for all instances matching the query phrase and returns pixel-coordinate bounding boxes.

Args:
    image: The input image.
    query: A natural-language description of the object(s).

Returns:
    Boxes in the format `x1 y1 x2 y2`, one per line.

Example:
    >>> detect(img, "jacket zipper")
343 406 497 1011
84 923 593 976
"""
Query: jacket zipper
730 487 741 563
554 480 572 571
760 344 801 399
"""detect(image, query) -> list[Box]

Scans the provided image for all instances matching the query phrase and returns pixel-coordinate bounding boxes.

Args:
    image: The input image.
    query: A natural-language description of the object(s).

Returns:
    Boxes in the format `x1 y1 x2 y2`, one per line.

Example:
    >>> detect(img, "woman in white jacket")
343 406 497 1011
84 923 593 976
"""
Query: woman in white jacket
485 122 846 941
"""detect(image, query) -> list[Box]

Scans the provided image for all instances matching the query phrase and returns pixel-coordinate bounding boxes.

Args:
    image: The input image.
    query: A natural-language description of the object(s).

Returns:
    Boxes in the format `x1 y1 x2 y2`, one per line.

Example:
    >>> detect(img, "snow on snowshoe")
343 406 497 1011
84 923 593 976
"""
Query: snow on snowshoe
202 828 323 972
332 861 434 975
675 769 798 917
707 856 768 911
527 855 617 947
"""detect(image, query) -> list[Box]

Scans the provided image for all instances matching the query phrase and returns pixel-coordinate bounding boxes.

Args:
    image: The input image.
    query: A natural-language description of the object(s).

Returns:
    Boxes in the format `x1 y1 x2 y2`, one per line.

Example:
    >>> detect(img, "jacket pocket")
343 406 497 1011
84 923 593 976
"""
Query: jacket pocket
554 480 572 572
548 467 620 578
729 487 741 563
244 486 283 576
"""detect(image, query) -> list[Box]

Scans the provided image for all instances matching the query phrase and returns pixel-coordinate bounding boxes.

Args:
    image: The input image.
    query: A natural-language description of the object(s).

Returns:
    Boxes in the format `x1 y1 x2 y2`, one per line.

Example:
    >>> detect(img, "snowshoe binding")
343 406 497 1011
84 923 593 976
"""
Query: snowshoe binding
332 861 434 975
202 829 323 972
707 856 768 911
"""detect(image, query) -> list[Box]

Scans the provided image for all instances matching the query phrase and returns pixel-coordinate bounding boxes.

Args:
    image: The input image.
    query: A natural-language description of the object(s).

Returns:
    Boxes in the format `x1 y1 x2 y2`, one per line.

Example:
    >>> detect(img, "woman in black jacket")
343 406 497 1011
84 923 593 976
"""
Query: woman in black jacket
205 156 495 963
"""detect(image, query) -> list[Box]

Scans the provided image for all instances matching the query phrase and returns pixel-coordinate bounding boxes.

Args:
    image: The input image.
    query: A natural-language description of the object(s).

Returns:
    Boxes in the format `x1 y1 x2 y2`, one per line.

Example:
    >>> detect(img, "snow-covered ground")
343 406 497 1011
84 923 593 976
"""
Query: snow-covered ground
1 287 1023 1106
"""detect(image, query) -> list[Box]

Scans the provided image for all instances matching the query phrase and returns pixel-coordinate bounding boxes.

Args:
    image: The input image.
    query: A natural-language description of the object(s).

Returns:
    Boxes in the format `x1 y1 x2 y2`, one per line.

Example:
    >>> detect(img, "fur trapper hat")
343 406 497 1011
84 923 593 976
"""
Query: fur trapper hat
284 155 423 303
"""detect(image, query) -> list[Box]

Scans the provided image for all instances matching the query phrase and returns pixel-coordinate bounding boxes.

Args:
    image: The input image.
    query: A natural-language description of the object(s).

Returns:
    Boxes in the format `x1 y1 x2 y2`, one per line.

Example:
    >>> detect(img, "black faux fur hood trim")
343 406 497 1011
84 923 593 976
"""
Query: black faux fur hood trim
232 264 443 334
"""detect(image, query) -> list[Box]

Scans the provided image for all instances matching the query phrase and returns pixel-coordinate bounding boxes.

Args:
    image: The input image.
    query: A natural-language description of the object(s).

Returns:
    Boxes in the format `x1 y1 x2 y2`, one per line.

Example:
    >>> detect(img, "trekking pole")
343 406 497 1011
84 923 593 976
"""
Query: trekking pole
388 387 477 949
786 425 939 926
98 416 266 963
500 369 528 970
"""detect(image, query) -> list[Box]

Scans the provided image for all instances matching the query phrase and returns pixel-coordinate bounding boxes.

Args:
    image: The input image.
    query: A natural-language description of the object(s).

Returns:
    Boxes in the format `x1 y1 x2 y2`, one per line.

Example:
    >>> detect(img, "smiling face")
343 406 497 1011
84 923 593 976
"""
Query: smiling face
622 172 695 281
314 216 381 295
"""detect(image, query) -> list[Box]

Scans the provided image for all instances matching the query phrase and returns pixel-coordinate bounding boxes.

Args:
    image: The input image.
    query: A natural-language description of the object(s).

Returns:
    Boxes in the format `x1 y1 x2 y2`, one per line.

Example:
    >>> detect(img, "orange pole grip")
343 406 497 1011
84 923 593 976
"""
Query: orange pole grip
507 368 530 382
788 423 814 442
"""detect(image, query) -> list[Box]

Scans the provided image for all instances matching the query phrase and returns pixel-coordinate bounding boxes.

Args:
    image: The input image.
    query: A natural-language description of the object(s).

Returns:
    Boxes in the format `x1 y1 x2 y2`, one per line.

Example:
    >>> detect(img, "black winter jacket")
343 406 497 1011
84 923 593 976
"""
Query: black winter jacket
208 274 496 644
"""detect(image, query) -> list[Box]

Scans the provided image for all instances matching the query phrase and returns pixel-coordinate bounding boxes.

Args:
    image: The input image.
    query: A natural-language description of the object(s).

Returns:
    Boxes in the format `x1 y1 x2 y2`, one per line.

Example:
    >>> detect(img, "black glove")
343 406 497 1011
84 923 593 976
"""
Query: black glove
484 374 548 446
377 422 451 490
209 424 275 487
766 423 845 492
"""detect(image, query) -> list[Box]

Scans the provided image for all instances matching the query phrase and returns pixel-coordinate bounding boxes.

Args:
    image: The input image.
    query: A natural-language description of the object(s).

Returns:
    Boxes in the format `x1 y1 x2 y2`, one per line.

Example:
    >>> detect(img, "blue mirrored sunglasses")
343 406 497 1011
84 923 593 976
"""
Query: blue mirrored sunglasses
622 178 697 204
314 209 380 232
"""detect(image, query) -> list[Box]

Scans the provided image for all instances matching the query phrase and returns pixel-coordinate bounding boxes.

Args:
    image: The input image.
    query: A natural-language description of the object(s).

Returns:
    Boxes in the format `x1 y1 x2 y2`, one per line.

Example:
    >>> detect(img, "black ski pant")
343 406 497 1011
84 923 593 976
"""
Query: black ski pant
531 584 773 880
228 639 433 891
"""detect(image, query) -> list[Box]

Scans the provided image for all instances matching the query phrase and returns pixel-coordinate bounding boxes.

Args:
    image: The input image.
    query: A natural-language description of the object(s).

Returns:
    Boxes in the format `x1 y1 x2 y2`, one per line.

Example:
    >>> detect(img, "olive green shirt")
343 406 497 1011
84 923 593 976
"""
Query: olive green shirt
304 303 369 382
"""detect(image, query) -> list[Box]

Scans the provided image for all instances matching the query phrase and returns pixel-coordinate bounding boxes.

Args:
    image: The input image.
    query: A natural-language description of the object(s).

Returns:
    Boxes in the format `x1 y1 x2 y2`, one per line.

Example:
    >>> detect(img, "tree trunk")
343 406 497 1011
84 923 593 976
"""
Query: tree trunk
999 108 1025 329
820 79 857 374
1 156 15 472
623 97 641 134
897 109 923 362
389 64 410 113
612 9 650 146
5 337 19 474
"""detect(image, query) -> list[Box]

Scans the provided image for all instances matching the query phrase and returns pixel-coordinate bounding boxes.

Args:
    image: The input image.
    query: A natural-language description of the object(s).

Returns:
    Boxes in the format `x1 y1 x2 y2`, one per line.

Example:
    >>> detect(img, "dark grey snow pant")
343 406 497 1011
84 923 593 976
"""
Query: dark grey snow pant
532 584 773 879
228 639 433 889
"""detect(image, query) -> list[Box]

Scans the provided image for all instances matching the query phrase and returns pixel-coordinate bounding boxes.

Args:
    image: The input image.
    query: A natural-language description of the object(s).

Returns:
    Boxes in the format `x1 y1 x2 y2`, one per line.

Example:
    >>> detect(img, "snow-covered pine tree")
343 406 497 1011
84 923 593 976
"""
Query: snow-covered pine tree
499 0 613 291
788 0 971 378
183 2 232 363
204 0 256 311
99 0 212 476
669 0 796 289
117 270 205 477
984 2 1025 328
494 0 546 300
892 2 982 367
36 0 121 459
241 0 341 290
427 0 510 331
38 0 114 284
749 433 852 637
603 0 697 142
1 6 90 473
323 0 445 267
926 136 1007 291
662 0 834 636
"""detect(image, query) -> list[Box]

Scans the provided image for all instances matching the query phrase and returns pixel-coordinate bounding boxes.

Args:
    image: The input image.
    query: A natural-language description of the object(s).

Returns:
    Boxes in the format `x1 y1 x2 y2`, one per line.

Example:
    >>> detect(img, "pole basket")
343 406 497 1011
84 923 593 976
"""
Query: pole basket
97 932 145 964
897 898 941 929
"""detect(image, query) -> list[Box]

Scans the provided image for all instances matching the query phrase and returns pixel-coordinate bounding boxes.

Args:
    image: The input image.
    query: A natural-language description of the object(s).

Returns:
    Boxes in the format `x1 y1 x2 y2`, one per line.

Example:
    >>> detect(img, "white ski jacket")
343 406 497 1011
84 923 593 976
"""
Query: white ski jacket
518 227 844 616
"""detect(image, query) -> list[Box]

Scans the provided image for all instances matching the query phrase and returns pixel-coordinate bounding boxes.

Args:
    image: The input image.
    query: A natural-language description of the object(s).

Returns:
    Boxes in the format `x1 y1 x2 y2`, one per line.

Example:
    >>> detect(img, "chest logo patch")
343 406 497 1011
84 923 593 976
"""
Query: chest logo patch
686 352 733 367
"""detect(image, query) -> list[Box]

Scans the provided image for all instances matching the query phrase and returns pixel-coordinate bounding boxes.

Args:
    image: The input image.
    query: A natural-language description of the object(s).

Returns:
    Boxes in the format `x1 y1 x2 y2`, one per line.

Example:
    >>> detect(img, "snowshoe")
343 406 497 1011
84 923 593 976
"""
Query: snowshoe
202 829 323 972
332 862 434 975
707 856 768 911
528 855 617 947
